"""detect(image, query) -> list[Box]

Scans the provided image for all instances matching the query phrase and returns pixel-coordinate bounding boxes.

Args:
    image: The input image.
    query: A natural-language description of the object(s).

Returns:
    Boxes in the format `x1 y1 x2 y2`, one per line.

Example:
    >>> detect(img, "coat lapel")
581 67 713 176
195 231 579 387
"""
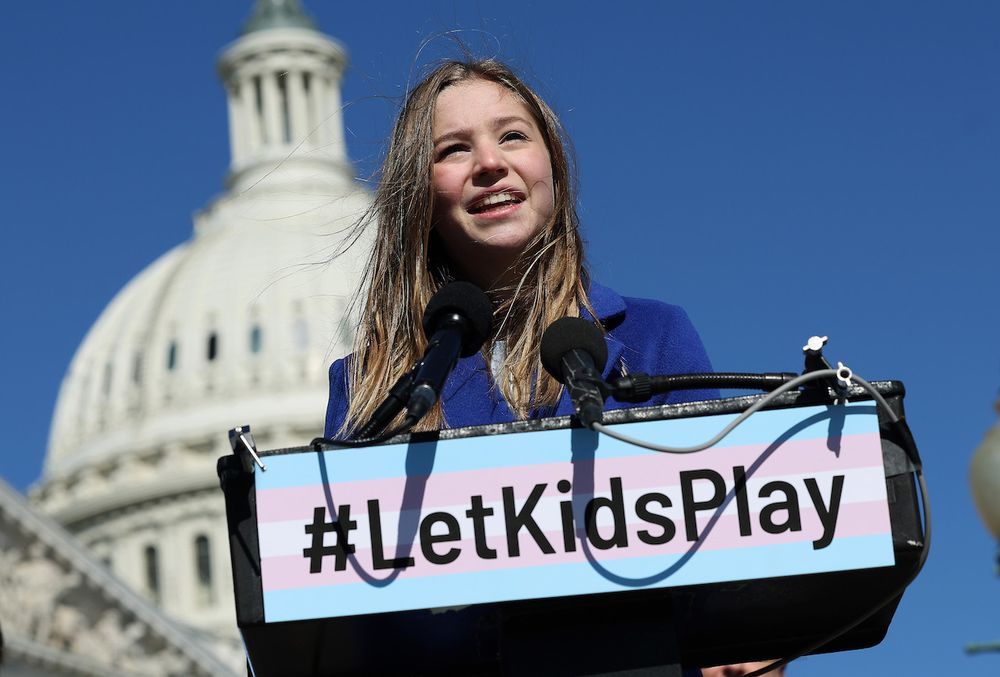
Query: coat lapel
441 352 513 427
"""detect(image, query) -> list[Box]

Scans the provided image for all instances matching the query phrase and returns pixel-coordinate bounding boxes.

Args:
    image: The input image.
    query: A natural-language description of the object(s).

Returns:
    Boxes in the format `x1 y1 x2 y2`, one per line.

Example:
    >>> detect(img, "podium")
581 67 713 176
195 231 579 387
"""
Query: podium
218 381 924 675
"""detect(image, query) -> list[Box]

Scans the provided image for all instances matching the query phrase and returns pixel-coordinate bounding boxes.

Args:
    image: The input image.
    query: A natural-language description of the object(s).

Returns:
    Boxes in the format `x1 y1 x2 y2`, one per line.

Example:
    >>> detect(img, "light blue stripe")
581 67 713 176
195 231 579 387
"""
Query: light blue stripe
262 533 894 622
257 402 878 491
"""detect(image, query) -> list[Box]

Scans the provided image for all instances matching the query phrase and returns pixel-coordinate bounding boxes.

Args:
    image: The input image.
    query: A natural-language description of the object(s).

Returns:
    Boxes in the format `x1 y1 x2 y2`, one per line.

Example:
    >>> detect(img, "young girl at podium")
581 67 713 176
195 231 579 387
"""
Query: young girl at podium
325 59 715 439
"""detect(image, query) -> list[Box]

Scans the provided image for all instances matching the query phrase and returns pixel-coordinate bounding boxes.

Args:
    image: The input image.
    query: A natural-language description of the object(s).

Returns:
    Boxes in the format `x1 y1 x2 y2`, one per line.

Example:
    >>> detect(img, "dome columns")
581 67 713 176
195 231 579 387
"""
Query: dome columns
218 29 351 192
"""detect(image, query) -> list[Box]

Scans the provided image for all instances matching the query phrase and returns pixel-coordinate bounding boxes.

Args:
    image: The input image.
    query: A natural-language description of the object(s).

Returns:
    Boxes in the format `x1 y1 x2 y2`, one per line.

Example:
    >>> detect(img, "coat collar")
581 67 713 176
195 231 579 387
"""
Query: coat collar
585 281 627 384
583 280 627 327
440 280 630 424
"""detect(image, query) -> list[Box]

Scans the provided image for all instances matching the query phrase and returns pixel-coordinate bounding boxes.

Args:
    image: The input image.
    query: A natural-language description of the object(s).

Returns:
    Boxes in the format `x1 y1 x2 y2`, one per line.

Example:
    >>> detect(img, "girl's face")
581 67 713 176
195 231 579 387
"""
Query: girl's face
430 79 555 288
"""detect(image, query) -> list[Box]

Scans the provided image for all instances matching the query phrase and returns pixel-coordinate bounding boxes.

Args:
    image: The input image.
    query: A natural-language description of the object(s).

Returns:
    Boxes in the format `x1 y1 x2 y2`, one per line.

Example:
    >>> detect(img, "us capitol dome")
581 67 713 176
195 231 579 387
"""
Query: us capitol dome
29 0 370 668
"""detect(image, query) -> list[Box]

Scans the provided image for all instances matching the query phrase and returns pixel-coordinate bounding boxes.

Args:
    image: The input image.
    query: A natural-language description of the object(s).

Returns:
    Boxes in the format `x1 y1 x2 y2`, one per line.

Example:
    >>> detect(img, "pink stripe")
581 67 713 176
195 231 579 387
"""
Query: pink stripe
257 433 882 523
261 499 890 591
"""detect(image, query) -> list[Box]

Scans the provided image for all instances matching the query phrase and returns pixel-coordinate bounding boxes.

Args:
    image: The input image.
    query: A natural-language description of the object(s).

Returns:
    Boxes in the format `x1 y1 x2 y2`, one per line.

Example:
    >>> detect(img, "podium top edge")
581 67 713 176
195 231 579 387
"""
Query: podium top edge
256 380 905 458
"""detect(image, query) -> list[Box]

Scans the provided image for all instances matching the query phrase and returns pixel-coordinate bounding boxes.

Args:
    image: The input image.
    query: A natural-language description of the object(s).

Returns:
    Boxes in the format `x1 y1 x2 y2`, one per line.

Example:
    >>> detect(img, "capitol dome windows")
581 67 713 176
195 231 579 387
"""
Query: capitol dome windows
336 308 353 348
144 544 161 603
75 373 92 431
207 332 219 362
293 300 309 351
294 318 309 350
97 362 112 430
102 362 113 396
195 534 214 606
249 324 263 354
166 341 178 371
132 352 143 385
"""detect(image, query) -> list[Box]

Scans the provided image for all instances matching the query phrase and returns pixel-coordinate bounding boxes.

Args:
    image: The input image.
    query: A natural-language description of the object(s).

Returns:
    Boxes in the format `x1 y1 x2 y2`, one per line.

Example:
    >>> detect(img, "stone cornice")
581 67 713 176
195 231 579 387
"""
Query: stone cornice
0 477 236 676
4 633 138 676
44 474 224 530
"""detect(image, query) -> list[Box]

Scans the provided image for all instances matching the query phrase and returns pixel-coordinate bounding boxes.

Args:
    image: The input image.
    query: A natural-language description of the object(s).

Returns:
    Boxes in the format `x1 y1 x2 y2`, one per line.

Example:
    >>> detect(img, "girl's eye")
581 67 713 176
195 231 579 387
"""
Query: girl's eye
436 144 467 160
501 131 528 143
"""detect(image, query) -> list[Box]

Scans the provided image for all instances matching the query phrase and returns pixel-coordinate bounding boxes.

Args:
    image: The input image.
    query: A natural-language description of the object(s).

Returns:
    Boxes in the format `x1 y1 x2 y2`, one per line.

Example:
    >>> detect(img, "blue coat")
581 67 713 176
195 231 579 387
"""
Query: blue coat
324 282 716 438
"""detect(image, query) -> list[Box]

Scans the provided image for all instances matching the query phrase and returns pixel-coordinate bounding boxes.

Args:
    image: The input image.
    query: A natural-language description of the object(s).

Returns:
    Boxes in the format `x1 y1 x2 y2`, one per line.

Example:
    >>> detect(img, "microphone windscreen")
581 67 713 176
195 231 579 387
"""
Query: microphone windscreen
423 281 494 357
540 317 608 381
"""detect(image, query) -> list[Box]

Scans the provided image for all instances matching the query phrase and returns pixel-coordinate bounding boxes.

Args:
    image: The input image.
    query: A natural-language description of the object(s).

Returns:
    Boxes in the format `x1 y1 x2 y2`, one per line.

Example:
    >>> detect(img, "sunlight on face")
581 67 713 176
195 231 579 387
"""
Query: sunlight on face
431 79 554 288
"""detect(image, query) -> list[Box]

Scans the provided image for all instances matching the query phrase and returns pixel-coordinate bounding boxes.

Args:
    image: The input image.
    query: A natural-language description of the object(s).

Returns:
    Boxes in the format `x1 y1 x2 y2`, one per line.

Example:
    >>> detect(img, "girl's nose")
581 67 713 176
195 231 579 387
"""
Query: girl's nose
474 145 507 179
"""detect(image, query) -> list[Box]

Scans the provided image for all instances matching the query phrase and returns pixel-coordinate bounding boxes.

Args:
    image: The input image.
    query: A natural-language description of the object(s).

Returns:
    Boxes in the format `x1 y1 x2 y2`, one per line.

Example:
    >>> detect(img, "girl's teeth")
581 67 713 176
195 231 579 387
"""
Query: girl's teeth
474 192 518 211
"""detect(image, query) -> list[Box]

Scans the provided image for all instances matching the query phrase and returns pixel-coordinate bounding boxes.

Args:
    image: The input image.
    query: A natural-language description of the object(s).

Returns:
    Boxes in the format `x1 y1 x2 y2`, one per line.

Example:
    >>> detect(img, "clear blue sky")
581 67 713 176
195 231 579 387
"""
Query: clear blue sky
2 2 998 674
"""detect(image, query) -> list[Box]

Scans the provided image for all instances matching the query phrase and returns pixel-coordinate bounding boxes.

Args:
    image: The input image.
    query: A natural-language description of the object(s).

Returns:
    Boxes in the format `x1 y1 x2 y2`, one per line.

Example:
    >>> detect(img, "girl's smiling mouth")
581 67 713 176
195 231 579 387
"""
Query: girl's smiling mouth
467 190 525 214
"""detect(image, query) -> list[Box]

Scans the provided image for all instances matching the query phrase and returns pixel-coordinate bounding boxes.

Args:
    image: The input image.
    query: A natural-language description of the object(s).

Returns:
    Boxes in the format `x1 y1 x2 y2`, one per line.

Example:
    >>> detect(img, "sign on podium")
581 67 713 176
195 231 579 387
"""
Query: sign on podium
219 382 924 676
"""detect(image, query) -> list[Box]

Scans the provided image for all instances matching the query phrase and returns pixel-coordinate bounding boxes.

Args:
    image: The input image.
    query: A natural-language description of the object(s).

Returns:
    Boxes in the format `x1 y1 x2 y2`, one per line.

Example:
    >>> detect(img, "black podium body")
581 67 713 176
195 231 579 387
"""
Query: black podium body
219 382 924 675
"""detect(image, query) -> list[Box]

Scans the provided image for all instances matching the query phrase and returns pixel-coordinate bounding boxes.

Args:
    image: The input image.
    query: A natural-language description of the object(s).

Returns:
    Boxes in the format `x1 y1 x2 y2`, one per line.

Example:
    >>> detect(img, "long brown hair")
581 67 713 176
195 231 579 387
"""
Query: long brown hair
342 59 596 435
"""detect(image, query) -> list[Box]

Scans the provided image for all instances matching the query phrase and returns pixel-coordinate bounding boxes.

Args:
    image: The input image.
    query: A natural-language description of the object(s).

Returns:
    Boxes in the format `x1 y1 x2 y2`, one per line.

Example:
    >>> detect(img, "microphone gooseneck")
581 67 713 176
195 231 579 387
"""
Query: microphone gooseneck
609 372 801 403
540 317 608 429
352 366 420 440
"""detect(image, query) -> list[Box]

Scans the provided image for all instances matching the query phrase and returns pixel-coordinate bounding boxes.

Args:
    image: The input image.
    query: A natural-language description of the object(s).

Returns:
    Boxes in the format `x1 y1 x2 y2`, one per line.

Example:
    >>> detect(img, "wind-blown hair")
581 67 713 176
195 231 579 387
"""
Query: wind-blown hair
343 59 596 434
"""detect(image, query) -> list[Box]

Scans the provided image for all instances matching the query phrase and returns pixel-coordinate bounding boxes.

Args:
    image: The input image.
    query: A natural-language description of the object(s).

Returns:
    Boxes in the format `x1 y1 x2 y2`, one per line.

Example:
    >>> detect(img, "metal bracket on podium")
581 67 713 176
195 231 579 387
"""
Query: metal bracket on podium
802 335 849 400
228 425 266 474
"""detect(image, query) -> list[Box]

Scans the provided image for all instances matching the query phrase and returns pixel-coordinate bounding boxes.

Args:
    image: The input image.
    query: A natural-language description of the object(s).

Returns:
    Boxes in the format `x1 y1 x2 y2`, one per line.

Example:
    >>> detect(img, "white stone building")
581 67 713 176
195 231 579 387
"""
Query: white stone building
6 1 371 673
0 477 235 676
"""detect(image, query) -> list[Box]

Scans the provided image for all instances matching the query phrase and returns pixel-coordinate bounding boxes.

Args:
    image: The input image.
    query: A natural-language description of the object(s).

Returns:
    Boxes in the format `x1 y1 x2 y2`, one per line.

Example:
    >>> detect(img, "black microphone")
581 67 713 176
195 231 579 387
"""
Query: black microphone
540 317 608 429
405 282 493 424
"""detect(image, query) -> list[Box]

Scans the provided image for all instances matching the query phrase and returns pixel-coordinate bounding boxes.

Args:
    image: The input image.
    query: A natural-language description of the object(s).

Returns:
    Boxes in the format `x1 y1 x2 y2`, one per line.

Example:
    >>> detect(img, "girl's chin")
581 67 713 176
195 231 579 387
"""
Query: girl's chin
469 225 540 250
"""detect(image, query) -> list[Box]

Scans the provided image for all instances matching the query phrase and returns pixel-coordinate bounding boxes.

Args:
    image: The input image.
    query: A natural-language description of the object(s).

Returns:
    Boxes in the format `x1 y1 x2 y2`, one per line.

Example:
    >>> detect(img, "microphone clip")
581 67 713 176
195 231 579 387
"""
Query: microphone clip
559 351 607 429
